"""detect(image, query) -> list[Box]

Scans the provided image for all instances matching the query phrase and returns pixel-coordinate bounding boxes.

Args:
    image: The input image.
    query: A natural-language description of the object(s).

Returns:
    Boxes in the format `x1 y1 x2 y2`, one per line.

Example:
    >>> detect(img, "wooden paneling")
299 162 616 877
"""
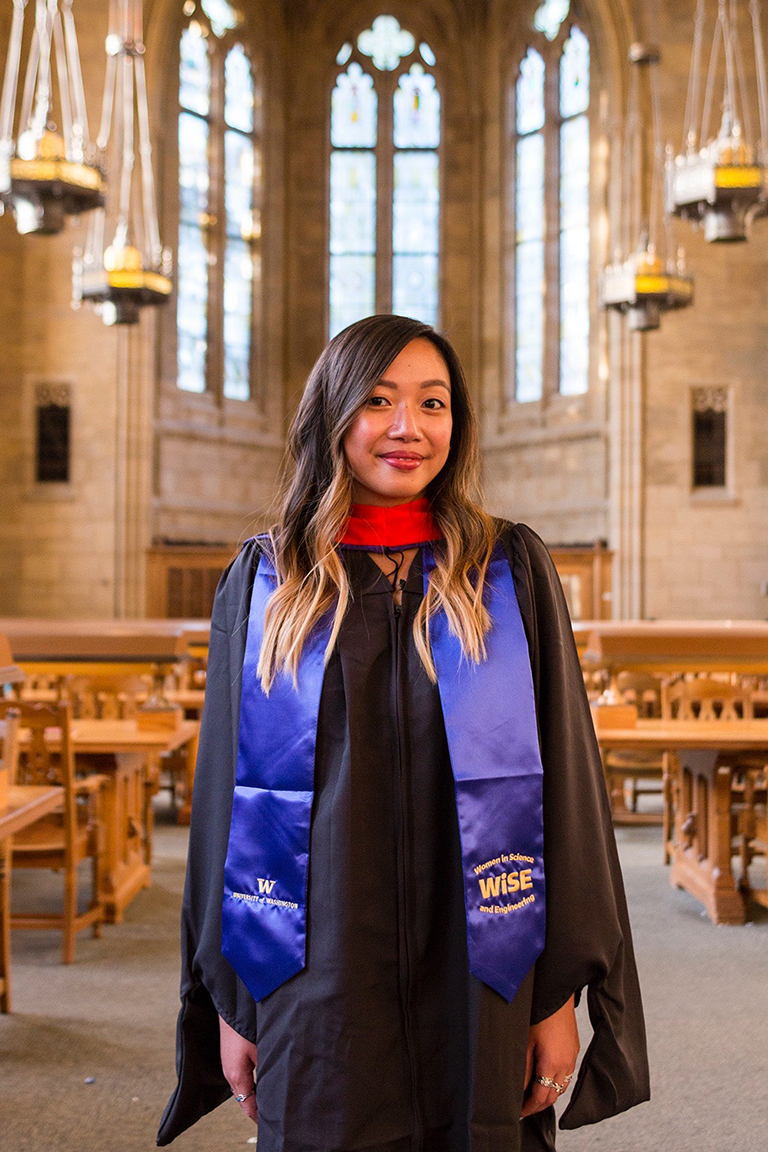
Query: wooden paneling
146 545 235 618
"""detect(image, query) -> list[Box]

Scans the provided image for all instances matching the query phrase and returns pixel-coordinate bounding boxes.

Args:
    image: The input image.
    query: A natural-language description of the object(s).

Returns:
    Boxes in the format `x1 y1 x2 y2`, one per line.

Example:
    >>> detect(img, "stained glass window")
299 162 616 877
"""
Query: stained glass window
180 25 210 116
331 63 377 148
358 15 415 71
176 5 262 400
533 0 570 41
225 43 254 132
330 151 377 335
224 85 256 400
516 135 545 403
508 21 591 404
559 28 590 396
394 64 440 148
393 151 439 321
516 49 545 135
329 63 377 337
560 25 589 117
177 27 211 394
329 18 440 337
202 0 238 37
514 50 545 402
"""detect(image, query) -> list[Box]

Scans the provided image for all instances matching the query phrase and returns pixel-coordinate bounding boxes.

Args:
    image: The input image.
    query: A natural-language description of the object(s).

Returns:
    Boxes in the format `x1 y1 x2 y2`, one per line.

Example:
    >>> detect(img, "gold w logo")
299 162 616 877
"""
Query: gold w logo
257 878 276 894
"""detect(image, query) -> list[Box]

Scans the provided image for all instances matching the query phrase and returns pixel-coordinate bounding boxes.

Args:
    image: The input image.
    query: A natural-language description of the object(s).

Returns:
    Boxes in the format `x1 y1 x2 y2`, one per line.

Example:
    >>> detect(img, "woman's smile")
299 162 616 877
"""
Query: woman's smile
378 451 426 470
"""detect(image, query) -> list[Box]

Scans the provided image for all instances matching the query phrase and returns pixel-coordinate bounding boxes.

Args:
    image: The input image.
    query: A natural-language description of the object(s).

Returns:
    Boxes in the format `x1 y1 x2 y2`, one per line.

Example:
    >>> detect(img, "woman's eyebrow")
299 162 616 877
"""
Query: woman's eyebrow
376 378 451 392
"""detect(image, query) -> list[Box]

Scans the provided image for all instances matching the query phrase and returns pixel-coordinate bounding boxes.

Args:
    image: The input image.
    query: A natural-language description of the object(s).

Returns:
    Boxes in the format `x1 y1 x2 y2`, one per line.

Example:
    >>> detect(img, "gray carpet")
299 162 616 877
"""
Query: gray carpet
1 802 767 1152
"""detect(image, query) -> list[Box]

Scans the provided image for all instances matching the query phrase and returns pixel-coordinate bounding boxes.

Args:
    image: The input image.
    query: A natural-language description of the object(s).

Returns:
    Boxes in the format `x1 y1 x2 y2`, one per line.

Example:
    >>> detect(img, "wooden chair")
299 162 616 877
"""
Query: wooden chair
604 673 665 823
662 676 757 873
662 676 753 721
65 672 151 720
0 701 107 964
0 709 21 1012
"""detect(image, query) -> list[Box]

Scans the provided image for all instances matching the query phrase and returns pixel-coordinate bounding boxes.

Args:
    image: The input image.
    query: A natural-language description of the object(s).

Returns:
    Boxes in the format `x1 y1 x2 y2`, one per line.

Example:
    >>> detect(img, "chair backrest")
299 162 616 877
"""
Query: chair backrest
0 700 77 849
17 674 64 703
0 707 21 785
662 676 754 721
617 672 662 718
65 673 150 720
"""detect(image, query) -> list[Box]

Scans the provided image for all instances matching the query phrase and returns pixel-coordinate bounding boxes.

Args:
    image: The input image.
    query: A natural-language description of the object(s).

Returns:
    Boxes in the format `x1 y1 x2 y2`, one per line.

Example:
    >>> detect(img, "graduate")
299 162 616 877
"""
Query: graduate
157 314 650 1151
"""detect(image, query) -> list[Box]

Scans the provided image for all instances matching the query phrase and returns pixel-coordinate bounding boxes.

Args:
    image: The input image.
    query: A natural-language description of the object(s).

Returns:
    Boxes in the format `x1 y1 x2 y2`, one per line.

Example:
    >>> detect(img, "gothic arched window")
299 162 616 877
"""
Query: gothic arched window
329 16 440 339
508 2 591 403
176 0 262 400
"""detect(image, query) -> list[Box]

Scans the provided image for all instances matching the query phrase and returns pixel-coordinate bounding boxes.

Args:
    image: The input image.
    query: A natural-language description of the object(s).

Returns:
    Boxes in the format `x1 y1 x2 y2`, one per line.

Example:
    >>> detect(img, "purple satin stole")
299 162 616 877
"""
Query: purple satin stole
222 536 546 1003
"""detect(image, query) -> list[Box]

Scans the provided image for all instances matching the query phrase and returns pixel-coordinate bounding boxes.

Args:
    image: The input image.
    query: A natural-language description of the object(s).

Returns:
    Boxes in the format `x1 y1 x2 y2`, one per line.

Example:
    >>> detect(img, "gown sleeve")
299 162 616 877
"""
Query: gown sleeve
500 521 651 1131
156 537 262 1147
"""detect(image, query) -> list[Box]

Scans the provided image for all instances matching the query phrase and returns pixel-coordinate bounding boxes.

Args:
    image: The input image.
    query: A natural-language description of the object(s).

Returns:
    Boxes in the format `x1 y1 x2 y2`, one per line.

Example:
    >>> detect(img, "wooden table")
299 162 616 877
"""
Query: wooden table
17 686 206 717
18 720 199 923
583 621 768 697
0 785 64 1012
0 617 209 660
595 719 768 924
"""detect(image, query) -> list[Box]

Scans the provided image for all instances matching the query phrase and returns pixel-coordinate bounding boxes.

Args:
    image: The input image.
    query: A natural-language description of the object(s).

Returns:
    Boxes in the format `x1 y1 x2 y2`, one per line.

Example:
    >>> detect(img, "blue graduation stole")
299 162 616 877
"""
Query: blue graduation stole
221 536 546 1003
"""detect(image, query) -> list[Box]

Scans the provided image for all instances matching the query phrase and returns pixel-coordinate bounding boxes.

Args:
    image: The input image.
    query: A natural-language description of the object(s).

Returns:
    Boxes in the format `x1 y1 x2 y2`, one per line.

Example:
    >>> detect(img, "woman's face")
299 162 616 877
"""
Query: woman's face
342 338 453 507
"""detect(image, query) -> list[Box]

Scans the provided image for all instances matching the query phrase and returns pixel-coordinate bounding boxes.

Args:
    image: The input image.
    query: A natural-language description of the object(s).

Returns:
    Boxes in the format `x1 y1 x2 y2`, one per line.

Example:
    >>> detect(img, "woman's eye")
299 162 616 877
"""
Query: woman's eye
368 395 389 407
423 397 446 409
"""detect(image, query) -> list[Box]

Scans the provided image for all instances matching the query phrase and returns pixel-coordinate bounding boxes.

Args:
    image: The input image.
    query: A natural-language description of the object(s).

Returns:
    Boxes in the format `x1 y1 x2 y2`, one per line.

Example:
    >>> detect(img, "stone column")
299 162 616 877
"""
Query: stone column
113 316 155 617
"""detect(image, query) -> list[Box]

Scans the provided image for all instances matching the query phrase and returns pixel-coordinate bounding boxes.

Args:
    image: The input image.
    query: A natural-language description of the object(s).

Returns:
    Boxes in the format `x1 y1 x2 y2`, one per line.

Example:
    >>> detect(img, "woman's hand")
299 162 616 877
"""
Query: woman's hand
219 1013 258 1125
520 994 580 1119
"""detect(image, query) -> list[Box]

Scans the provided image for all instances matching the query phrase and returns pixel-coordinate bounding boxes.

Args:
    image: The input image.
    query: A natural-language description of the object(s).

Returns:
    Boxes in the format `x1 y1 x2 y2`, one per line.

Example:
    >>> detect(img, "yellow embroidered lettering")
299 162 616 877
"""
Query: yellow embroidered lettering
479 875 502 900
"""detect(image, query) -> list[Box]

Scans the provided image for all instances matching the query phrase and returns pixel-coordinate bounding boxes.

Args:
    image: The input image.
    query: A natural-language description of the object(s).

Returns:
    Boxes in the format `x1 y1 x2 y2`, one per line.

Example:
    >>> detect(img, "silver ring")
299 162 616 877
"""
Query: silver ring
534 1075 558 1090
234 1090 255 1103
534 1074 567 1095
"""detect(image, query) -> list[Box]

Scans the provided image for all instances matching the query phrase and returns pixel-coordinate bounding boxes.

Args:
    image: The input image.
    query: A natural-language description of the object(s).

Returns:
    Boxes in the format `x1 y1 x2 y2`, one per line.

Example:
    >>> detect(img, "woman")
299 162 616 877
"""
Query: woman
157 315 649 1152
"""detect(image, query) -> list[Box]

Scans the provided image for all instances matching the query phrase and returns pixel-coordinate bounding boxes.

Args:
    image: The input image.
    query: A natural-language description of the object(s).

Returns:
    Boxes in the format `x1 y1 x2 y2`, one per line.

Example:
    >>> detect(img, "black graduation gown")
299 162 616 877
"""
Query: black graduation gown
156 521 650 1151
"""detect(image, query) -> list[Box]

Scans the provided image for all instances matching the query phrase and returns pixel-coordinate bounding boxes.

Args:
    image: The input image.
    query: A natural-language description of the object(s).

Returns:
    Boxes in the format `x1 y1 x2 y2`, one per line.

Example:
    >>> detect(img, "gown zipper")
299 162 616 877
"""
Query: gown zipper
390 578 423 1147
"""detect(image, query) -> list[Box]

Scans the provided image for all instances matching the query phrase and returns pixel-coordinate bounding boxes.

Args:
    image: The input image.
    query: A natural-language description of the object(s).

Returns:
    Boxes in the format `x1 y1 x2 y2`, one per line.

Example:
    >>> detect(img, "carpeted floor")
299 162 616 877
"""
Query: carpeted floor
1 800 767 1152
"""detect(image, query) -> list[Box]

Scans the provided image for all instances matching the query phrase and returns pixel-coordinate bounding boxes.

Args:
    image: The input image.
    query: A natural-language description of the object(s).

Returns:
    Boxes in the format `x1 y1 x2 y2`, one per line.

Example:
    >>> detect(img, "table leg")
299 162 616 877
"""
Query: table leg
79 751 151 924
177 729 199 826
669 750 745 925
0 835 11 1013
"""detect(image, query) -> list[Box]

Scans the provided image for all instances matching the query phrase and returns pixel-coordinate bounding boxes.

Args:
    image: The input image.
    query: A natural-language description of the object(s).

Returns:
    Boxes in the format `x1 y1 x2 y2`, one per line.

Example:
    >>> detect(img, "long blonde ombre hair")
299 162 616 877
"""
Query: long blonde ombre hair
257 314 500 692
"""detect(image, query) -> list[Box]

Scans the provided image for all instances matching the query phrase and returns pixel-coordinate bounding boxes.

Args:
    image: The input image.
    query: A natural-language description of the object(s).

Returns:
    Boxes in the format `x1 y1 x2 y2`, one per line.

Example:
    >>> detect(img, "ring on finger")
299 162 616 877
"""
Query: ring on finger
234 1090 255 1103
534 1075 567 1095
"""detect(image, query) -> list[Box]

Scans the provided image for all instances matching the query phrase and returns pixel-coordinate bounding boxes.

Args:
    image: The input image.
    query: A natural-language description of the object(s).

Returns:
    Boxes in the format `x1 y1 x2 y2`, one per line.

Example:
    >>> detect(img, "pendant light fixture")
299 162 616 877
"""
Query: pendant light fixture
666 0 767 242
0 0 103 235
72 0 171 325
602 41 694 331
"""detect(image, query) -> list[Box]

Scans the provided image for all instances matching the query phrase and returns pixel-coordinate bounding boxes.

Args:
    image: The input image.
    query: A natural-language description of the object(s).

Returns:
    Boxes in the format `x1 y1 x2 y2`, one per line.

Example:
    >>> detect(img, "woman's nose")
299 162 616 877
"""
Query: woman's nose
389 402 423 438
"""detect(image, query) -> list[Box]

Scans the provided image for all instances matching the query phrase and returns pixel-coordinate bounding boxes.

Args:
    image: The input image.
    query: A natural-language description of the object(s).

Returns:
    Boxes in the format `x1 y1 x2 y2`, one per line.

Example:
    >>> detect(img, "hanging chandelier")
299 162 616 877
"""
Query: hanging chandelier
666 0 767 242
602 43 694 331
0 0 104 235
72 0 171 325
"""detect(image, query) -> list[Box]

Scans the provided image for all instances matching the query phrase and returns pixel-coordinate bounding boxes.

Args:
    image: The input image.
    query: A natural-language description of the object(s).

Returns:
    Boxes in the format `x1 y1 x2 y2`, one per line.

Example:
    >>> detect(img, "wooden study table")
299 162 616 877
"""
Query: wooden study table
0 619 209 695
17 719 199 923
595 718 768 925
583 621 768 697
17 685 206 718
0 785 64 1012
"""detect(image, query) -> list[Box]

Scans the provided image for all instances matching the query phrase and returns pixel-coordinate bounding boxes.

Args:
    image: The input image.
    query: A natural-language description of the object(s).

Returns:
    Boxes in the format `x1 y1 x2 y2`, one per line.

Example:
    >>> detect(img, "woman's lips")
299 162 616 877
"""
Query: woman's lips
379 454 424 471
